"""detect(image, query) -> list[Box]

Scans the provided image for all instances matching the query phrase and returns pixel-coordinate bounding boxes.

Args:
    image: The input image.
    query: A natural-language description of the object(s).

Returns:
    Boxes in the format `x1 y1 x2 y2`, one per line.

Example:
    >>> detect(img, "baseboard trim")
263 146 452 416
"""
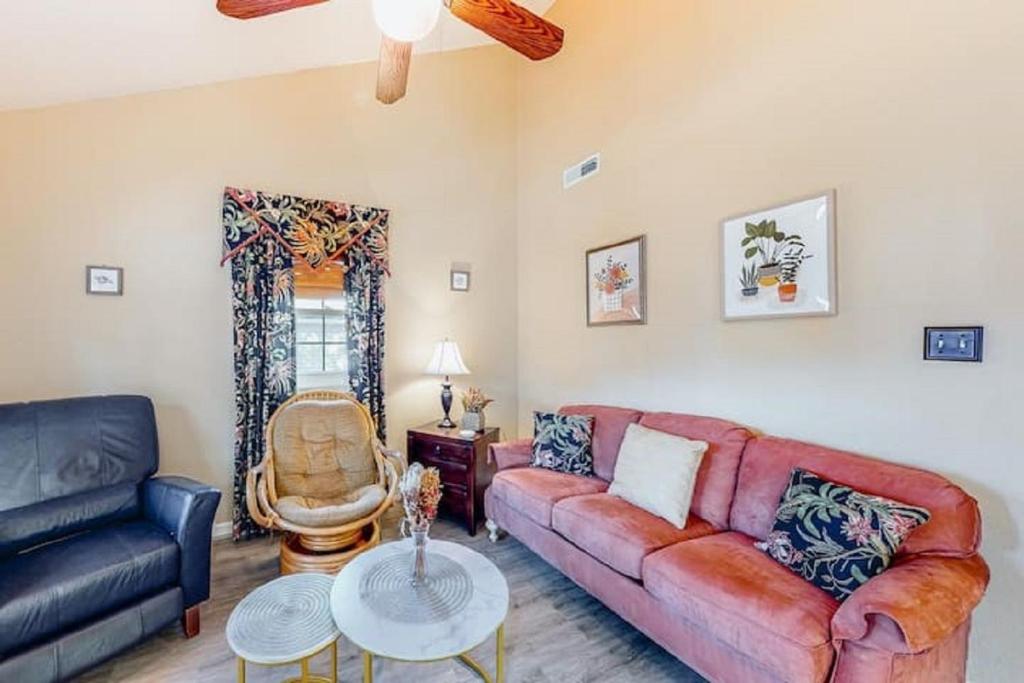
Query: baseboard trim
212 521 233 541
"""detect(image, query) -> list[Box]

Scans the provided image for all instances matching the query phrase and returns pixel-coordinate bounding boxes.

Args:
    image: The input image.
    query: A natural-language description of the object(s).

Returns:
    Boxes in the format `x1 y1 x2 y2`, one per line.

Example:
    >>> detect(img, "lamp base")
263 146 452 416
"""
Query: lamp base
438 378 456 430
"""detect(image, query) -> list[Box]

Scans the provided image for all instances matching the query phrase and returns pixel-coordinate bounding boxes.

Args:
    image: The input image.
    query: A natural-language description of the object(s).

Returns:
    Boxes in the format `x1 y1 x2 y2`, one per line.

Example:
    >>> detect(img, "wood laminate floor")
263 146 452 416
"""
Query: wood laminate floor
75 513 706 683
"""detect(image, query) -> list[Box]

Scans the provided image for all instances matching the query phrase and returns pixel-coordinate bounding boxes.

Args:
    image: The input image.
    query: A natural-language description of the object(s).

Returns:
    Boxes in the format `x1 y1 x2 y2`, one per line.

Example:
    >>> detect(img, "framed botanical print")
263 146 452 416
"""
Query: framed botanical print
586 235 646 326
721 191 836 321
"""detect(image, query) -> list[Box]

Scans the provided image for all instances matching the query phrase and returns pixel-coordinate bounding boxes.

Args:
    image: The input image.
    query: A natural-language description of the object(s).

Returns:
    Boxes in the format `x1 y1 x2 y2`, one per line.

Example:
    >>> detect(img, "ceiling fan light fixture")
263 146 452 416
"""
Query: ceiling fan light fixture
372 0 443 42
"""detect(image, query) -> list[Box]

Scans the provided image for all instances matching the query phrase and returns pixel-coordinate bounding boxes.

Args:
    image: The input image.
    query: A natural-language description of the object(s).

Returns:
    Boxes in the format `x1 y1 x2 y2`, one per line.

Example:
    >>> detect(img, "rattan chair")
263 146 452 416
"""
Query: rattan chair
246 391 399 574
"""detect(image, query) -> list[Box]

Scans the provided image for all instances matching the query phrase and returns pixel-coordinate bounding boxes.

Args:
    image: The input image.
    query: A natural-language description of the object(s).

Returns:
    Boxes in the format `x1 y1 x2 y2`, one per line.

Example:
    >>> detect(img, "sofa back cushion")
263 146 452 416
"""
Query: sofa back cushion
0 396 158 556
638 413 753 530
731 436 981 557
560 405 643 481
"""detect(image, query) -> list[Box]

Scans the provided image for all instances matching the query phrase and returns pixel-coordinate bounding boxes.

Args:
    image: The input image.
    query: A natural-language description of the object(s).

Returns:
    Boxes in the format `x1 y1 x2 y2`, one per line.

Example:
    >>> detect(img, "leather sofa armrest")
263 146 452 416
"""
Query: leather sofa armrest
831 553 989 654
489 438 533 471
143 476 222 609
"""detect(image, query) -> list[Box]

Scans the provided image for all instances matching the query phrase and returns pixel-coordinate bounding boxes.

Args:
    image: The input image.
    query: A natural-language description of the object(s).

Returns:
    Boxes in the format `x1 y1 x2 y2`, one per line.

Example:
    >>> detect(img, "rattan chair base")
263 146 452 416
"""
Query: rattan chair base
280 521 381 575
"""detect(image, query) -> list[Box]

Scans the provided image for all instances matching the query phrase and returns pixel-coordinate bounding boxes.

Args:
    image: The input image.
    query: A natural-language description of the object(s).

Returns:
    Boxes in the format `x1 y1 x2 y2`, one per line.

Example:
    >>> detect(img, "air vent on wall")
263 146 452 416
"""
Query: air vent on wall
563 153 601 189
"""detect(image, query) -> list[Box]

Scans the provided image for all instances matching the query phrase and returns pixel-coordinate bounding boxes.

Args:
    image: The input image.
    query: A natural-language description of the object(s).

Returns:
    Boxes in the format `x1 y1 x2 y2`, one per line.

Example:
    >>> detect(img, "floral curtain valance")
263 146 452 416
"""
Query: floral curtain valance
221 186 390 274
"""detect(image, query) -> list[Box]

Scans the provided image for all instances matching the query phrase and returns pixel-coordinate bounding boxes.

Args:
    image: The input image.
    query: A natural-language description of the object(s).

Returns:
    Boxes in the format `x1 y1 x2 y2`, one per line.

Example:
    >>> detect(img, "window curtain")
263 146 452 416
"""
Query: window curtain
222 188 390 540
338 207 389 441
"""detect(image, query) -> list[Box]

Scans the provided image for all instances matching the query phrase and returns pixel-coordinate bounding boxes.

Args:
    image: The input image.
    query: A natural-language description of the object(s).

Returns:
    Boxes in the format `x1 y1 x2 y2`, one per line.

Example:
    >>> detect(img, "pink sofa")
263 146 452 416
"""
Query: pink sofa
484 405 989 683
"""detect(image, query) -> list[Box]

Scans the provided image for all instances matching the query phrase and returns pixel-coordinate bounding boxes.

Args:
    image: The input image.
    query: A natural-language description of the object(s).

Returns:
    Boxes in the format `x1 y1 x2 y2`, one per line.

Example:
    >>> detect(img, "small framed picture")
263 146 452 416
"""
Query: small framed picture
586 235 646 326
86 266 123 296
450 269 471 292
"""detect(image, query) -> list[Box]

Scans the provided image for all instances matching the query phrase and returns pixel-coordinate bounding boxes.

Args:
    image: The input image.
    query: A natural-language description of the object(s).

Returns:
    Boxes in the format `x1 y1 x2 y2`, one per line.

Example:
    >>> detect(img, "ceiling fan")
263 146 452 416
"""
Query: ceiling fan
217 0 564 104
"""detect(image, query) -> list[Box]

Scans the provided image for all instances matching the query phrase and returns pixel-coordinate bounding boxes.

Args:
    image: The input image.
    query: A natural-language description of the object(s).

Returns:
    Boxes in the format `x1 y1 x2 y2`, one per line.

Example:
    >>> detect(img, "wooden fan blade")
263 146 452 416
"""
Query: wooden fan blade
447 0 564 61
217 0 329 20
377 36 413 105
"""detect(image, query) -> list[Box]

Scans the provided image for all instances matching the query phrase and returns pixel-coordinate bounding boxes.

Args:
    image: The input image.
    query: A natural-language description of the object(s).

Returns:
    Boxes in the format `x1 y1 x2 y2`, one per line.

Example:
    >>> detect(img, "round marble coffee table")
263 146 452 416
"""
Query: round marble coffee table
330 539 509 682
227 573 340 683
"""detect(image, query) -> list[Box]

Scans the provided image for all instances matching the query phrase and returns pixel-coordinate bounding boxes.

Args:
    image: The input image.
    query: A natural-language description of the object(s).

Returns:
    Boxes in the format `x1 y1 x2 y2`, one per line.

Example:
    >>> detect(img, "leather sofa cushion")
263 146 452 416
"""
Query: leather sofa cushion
0 396 157 555
0 520 178 657
730 436 981 557
643 531 838 683
552 494 714 579
638 412 753 530
488 468 608 528
0 482 139 557
559 405 643 481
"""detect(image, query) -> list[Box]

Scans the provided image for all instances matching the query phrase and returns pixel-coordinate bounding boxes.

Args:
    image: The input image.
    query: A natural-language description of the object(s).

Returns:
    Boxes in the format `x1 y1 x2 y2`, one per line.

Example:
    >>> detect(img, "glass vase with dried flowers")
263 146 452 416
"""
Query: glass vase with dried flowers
400 463 443 585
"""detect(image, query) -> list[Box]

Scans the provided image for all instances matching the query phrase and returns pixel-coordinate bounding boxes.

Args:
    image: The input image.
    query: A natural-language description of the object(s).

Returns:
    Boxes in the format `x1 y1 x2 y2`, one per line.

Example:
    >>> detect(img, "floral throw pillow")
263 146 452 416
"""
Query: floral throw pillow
531 412 595 476
755 468 931 601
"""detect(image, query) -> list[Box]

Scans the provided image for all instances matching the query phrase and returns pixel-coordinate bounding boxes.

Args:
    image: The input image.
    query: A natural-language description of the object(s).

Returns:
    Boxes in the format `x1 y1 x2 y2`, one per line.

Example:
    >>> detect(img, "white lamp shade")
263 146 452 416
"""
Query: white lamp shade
425 339 471 376
372 0 443 42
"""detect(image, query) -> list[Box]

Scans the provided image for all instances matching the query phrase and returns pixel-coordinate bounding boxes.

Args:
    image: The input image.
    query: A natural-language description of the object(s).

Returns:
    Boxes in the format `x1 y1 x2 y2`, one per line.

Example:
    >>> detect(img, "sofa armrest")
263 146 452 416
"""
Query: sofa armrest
489 438 533 471
831 553 989 654
143 476 222 609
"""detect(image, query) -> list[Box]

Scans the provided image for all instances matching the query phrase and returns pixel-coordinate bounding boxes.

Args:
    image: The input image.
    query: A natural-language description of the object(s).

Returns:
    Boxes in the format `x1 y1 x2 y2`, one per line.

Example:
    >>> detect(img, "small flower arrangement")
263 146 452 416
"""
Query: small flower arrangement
400 463 443 531
593 255 633 295
461 387 494 414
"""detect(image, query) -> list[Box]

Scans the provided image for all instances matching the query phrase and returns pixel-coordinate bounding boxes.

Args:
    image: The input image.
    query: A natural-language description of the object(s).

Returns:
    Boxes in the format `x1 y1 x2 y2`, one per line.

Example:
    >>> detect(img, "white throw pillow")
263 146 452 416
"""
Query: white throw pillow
608 423 709 529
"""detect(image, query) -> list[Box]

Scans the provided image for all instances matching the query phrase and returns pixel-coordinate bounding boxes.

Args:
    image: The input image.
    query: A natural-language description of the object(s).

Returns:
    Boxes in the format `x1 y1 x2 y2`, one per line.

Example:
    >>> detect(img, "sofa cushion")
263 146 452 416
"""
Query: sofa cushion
531 412 595 476
731 436 980 557
0 396 158 556
608 423 708 528
488 468 608 528
638 412 753 530
757 468 931 601
552 493 715 579
560 405 643 481
643 531 838 683
0 519 179 657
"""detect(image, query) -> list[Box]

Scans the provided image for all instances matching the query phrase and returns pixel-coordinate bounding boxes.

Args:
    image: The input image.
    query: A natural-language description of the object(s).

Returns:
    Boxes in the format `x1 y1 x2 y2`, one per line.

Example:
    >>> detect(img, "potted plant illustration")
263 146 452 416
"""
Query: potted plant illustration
739 263 759 297
778 244 812 303
593 255 634 313
460 387 494 432
741 220 803 287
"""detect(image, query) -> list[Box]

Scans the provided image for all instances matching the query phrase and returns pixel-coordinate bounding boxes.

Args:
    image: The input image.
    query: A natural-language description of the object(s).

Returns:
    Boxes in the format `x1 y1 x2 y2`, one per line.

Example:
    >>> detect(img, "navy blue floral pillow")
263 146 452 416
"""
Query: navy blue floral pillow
531 412 595 476
755 468 931 601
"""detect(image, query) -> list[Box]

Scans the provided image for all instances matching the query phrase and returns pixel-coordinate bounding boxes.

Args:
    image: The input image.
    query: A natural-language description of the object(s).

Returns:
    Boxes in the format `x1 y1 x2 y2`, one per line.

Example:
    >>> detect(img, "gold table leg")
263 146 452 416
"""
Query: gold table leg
238 657 246 683
363 651 374 683
331 641 338 683
496 624 505 683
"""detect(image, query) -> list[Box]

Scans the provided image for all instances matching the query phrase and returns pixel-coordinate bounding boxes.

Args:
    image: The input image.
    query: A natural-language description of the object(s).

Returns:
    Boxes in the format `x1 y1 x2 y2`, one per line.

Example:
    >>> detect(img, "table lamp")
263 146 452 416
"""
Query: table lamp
424 338 471 429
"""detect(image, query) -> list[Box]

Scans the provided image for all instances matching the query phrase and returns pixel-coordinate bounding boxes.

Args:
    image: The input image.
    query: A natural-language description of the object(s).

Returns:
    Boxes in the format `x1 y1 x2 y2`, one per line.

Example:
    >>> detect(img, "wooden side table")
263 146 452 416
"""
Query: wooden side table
407 423 500 536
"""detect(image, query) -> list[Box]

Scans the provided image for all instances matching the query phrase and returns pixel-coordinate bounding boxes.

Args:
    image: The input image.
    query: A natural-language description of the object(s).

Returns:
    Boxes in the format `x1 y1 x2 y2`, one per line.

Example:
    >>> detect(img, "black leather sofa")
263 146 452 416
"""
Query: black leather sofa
0 395 221 682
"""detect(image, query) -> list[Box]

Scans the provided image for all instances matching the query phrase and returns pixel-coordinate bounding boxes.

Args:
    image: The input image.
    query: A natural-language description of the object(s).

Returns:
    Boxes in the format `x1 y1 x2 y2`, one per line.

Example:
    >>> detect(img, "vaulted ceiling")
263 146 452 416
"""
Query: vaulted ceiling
0 0 555 111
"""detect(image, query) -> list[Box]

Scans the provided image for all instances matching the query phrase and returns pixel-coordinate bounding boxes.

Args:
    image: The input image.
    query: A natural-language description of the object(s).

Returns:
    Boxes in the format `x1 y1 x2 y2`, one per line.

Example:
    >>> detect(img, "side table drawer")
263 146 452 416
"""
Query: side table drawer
411 439 473 465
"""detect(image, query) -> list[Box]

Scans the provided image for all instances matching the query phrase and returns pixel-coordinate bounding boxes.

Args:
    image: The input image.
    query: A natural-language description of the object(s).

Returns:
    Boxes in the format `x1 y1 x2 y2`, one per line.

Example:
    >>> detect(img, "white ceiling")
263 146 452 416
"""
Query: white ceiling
0 0 555 111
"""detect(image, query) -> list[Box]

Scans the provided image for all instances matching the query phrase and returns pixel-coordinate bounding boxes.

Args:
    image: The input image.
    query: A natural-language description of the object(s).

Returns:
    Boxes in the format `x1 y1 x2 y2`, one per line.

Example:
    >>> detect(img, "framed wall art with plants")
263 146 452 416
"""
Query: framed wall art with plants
721 191 836 321
586 235 646 326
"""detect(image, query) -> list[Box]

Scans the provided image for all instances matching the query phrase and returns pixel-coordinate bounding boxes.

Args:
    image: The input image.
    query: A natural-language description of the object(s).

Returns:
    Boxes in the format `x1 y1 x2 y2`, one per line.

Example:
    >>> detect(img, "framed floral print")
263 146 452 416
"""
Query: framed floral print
587 235 646 327
721 191 837 321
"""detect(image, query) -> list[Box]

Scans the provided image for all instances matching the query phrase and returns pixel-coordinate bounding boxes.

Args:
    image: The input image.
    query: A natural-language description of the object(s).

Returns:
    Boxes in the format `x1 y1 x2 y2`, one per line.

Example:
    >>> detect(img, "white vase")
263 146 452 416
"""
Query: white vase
602 291 623 312
462 411 485 432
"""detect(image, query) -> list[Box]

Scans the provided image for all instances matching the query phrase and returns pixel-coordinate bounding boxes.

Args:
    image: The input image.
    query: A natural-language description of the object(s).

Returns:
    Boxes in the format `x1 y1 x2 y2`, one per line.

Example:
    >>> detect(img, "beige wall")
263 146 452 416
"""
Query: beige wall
515 0 1023 679
0 46 519 527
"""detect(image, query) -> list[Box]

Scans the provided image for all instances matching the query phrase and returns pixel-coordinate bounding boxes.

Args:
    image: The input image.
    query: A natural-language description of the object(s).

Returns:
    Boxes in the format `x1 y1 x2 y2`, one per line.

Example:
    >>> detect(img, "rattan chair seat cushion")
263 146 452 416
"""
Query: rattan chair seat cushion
276 484 388 528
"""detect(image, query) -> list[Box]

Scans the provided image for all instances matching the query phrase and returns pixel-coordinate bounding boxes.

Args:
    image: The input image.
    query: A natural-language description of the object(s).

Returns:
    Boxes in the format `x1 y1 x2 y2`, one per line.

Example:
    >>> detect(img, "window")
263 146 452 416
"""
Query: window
295 296 349 391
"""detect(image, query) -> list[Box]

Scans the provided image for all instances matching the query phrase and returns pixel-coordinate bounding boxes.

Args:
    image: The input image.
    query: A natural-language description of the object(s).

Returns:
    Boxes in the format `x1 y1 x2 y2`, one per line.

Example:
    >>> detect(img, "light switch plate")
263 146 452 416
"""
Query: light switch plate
924 326 983 362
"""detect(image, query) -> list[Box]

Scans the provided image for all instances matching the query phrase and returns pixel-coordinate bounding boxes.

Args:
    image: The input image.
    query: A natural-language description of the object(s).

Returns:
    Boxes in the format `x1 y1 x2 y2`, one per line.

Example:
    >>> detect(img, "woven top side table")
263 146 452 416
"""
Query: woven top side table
226 573 340 683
